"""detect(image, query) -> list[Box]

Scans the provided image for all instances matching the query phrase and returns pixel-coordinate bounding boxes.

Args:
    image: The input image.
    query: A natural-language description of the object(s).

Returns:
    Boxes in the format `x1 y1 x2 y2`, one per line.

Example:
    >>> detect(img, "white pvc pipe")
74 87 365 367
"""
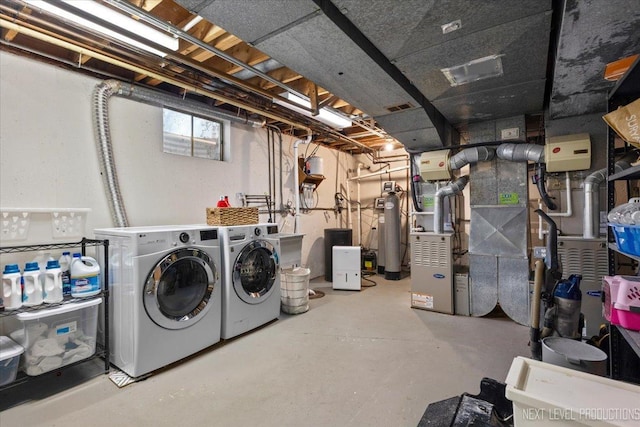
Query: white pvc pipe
293 134 312 233
547 172 573 218
345 169 352 232
346 165 409 181
356 164 363 245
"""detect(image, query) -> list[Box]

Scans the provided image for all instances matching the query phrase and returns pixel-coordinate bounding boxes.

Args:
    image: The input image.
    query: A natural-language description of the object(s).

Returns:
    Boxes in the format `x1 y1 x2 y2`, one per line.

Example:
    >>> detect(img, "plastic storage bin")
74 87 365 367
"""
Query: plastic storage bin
7 298 102 376
0 336 24 386
603 276 640 331
610 224 640 257
506 356 640 427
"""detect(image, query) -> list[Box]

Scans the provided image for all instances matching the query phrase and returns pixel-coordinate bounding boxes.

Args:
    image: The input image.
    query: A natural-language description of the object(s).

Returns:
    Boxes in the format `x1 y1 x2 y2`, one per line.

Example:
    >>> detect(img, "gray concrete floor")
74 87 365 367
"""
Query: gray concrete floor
0 276 530 426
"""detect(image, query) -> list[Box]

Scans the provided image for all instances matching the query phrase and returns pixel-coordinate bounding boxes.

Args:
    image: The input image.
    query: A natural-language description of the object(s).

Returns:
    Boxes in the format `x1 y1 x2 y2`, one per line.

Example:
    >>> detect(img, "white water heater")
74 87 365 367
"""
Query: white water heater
545 133 591 172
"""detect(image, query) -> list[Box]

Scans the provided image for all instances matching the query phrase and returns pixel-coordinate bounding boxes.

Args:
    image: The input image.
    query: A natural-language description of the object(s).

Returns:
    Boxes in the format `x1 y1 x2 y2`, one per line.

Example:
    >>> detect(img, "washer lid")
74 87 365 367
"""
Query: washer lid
143 248 217 330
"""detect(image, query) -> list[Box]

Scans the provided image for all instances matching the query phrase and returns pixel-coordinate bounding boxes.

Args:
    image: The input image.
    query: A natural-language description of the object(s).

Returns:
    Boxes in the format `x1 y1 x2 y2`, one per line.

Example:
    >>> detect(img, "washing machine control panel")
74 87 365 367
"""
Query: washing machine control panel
179 232 190 243
254 228 262 236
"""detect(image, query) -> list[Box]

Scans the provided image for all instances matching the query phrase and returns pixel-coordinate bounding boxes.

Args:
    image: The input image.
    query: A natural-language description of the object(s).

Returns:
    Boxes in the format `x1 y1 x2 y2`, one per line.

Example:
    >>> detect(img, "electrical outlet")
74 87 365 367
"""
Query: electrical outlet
501 127 520 140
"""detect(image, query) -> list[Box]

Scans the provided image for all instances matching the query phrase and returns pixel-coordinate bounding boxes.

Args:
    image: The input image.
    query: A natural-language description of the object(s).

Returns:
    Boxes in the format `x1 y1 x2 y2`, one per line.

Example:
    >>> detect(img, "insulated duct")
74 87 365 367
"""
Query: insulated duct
449 146 495 171
434 176 469 234
583 160 632 238
496 143 556 209
496 143 545 163
93 79 266 227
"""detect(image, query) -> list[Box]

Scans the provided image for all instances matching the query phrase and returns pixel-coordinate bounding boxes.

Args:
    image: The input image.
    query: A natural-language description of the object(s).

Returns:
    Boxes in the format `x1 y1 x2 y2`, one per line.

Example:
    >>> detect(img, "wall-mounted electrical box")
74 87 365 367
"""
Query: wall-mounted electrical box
419 150 451 181
382 181 396 193
544 133 591 172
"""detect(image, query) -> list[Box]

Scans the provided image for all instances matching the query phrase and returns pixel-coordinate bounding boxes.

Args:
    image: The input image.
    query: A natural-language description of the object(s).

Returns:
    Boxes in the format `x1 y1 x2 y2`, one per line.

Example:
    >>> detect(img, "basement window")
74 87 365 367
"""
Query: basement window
162 108 223 161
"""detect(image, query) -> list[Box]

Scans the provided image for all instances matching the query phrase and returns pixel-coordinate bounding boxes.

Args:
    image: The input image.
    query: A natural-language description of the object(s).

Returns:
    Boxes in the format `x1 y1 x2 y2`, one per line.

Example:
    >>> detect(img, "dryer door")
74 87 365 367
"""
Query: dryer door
233 240 279 304
143 248 217 330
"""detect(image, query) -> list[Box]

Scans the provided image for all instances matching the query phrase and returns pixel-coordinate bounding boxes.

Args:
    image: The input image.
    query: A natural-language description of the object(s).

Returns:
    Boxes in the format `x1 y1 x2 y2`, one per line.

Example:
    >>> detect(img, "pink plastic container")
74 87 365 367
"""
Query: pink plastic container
603 276 640 331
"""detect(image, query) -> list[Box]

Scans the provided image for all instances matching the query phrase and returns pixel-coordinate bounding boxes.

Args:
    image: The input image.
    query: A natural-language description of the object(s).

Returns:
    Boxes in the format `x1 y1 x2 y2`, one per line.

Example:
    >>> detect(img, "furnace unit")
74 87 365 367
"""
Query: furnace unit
410 233 454 314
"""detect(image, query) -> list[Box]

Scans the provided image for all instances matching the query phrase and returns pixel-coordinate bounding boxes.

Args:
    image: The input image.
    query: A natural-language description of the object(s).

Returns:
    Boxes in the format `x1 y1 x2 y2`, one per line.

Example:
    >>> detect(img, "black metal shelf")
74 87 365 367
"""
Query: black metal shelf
0 238 109 393
608 164 640 181
608 243 640 262
607 56 640 385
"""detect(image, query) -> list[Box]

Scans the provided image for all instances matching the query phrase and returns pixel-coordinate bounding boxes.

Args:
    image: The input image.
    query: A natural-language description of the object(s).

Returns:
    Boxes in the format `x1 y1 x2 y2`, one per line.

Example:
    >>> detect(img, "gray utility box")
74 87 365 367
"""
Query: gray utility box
455 273 470 316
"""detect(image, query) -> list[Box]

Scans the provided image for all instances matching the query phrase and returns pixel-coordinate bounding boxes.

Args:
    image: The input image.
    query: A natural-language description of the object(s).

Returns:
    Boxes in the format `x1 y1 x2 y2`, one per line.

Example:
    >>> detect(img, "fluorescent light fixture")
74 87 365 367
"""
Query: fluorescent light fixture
441 54 504 87
182 15 203 32
26 1 178 57
274 93 352 129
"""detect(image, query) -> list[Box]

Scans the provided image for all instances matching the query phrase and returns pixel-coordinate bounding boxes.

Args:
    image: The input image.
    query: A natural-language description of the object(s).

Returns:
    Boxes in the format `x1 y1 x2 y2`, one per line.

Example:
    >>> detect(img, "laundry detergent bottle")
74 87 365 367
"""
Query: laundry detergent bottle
70 256 101 298
22 262 44 306
59 251 72 296
2 264 22 310
44 260 63 303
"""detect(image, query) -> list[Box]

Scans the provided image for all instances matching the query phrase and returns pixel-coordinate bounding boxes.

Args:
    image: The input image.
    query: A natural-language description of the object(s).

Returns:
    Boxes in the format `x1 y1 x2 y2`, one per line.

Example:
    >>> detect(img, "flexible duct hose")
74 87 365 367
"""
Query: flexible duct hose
93 80 130 227
583 160 632 238
433 176 469 234
449 146 495 170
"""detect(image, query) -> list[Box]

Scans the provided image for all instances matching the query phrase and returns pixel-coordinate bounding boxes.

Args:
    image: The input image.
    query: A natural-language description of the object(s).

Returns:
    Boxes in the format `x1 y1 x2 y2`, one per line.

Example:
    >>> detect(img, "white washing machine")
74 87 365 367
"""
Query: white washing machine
219 223 281 339
94 225 222 378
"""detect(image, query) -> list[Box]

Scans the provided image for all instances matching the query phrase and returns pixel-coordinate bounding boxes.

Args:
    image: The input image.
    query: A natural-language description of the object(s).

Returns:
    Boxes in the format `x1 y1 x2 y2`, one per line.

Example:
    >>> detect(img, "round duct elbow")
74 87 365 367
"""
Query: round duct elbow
497 143 545 163
434 176 469 234
449 147 495 170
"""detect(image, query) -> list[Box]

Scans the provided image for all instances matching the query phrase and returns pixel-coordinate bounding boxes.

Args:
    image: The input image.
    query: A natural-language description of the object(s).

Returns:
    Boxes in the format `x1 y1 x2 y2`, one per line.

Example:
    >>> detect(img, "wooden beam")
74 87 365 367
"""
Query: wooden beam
141 0 163 12
3 7 29 42
190 34 242 62
309 83 318 115
181 24 226 57
318 95 338 109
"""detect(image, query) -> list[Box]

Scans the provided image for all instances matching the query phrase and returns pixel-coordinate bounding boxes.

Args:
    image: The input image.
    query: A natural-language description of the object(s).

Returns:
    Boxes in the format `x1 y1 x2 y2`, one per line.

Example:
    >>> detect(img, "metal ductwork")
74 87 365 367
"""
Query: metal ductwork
496 143 545 163
93 79 265 227
434 176 469 234
583 160 632 238
449 147 495 171
182 0 458 150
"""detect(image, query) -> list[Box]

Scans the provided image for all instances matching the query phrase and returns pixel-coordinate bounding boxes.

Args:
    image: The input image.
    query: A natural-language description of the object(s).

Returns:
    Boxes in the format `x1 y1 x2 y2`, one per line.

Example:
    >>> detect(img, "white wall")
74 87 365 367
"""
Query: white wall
0 51 357 278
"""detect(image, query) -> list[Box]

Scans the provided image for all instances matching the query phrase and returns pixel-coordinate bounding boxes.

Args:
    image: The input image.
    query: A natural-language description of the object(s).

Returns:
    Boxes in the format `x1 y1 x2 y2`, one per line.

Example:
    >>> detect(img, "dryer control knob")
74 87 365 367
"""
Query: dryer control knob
179 232 190 243
254 228 261 236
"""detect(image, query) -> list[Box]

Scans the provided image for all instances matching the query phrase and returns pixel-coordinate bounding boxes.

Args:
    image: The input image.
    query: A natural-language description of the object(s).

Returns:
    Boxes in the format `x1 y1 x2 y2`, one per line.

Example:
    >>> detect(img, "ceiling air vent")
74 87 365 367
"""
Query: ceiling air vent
385 102 414 112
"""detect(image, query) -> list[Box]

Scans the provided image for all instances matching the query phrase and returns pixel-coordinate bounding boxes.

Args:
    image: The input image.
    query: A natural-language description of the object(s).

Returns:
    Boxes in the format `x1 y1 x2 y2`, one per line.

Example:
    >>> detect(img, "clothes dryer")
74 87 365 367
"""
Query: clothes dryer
219 223 280 339
94 225 222 378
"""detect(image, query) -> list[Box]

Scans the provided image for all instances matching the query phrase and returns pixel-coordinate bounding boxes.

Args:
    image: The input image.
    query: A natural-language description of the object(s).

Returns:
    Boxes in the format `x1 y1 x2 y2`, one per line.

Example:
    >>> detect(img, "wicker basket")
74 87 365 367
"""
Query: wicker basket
206 207 259 226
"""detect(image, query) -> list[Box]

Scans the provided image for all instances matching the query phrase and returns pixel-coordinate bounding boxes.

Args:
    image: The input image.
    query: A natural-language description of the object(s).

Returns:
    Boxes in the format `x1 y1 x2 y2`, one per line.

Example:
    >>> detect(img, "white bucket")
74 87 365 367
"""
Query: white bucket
281 267 310 314
541 336 608 376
